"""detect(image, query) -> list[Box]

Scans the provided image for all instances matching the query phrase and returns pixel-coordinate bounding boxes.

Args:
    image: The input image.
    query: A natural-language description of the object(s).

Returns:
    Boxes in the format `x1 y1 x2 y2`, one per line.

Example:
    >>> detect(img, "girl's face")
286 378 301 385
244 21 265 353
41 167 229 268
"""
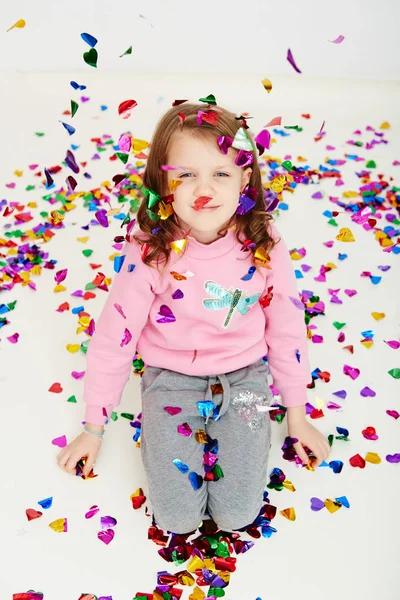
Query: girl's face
165 131 252 244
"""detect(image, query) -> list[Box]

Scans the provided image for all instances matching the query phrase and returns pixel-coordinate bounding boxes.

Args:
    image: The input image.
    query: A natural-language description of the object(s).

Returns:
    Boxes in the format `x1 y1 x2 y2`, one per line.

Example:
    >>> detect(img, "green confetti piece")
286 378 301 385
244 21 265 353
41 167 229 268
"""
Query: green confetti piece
328 434 334 446
388 368 400 379
121 412 135 420
85 282 96 290
26 185 35 191
35 132 45 137
119 45 132 58
199 94 216 104
67 395 77 403
71 100 79 117
366 160 376 168
327 218 338 226
111 411 118 422
353 141 363 147
284 125 303 132
116 152 129 164
82 249 93 257
81 340 89 354
83 47 98 68
333 321 346 330
209 588 225 598
281 160 293 171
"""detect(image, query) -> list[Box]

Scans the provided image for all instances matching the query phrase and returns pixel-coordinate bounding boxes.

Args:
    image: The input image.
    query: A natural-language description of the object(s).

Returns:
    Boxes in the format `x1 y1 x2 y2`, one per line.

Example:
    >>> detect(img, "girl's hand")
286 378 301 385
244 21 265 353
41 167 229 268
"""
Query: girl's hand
287 407 331 467
57 431 102 477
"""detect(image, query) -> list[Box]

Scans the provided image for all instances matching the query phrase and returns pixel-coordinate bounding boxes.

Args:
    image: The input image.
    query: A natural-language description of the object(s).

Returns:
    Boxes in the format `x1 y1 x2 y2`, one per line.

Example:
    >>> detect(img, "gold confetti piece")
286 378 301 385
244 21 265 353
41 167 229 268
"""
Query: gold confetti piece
77 236 89 243
131 137 149 153
254 246 271 269
187 555 205 572
14 170 23 177
158 202 174 220
27 202 38 208
66 344 80 354
343 191 359 198
170 238 188 254
7 18 26 31
49 518 67 532
50 210 65 225
290 250 303 260
53 285 67 293
315 396 325 410
169 179 183 192
324 499 342 513
280 507 296 521
365 452 381 464
371 312 385 321
189 586 206 600
261 78 273 93
360 340 374 349
336 227 355 242
380 121 390 129
195 429 208 443
271 175 286 193
282 479 296 492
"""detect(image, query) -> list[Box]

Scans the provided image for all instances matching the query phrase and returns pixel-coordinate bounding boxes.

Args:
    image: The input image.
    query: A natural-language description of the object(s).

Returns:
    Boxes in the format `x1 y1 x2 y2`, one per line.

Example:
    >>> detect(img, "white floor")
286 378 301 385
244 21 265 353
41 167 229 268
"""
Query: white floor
1 73 399 600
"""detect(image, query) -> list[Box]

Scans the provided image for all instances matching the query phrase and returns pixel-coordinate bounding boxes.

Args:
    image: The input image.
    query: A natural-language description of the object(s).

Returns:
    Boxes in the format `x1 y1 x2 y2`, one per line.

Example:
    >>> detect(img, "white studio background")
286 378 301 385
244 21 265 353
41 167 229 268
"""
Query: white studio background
0 2 400 600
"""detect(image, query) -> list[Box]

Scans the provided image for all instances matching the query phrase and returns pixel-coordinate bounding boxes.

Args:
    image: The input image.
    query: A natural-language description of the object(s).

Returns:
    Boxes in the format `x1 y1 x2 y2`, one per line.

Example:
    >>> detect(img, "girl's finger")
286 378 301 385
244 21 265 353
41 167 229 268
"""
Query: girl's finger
294 442 309 464
58 452 70 468
83 455 94 477
65 456 78 474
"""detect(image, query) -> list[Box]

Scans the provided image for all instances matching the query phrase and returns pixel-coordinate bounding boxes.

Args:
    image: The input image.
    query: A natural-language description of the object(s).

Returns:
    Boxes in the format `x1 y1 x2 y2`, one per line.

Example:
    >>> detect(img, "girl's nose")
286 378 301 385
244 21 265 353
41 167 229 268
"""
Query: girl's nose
194 178 214 194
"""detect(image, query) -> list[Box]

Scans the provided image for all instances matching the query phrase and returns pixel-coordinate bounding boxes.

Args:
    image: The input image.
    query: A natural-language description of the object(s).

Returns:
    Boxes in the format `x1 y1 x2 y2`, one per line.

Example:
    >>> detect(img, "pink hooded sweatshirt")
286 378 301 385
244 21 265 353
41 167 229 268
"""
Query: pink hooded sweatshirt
83 223 311 425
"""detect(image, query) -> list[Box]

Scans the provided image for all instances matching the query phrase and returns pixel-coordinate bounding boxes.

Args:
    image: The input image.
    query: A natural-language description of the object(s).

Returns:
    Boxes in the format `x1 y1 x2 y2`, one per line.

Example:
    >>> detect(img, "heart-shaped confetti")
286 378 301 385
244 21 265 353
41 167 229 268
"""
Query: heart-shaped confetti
189 471 203 490
83 47 98 68
349 453 366 468
26 508 43 521
98 528 115 544
386 454 400 463
177 422 193 436
343 365 360 380
49 382 63 393
156 304 176 324
49 518 68 533
164 406 182 416
310 497 325 511
100 515 117 528
360 386 376 397
362 426 378 440
365 452 381 464
51 435 67 448
38 497 53 509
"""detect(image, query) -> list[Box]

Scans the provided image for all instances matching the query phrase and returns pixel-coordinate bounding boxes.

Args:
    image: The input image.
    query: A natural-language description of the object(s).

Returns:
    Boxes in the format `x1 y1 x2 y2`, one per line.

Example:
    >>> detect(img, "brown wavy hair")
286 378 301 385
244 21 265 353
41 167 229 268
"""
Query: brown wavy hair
131 102 278 273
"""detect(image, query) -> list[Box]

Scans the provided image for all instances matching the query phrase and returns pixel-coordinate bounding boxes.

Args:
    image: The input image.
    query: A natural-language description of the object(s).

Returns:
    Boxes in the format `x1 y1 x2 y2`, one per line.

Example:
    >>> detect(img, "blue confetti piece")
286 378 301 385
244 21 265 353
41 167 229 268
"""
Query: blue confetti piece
59 121 75 136
295 349 301 363
329 460 344 474
261 524 277 538
173 459 189 474
278 202 288 210
70 81 86 91
338 253 347 260
81 32 98 47
294 269 303 279
270 161 279 169
196 400 215 418
241 266 256 281
335 495 350 508
189 471 203 490
336 426 349 437
100 105 108 111
370 276 381 285
38 497 53 509
70 144 80 151
113 254 126 273
319 460 329 467
361 329 374 338
127 263 136 273
72 305 84 314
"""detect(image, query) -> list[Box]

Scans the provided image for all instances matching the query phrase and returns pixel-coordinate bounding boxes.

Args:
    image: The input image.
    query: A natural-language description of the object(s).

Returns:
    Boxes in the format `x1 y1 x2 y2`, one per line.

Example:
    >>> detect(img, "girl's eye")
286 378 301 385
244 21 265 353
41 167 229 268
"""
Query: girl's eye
178 172 230 178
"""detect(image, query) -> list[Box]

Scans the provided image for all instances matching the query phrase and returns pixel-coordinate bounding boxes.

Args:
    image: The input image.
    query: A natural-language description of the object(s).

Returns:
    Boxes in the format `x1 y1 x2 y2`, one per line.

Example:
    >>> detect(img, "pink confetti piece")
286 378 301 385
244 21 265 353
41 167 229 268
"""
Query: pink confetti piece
329 35 345 44
265 116 282 127
52 435 67 448
384 340 400 350
98 528 115 544
343 365 360 380
164 406 182 416
114 303 126 318
85 505 100 519
161 164 183 171
254 129 271 150
55 269 68 284
287 48 302 74
326 402 342 410
7 333 19 343
71 371 85 380
344 289 357 297
386 410 399 420
177 423 193 436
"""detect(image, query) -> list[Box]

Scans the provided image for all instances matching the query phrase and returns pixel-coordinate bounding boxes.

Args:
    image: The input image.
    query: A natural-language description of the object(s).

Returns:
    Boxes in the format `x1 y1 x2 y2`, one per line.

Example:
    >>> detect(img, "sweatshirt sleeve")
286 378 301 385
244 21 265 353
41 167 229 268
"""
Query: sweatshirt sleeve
82 238 156 425
261 223 311 408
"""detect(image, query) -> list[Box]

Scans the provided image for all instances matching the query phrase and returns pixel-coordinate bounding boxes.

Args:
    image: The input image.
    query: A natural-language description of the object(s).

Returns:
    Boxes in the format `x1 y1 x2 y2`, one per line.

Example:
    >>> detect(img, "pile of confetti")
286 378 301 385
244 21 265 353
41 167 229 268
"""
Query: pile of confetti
4 22 400 600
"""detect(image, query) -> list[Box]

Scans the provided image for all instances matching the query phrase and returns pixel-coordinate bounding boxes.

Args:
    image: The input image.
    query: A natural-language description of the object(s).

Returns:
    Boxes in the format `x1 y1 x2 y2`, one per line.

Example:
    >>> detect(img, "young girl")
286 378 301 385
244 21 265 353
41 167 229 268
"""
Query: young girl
57 101 330 534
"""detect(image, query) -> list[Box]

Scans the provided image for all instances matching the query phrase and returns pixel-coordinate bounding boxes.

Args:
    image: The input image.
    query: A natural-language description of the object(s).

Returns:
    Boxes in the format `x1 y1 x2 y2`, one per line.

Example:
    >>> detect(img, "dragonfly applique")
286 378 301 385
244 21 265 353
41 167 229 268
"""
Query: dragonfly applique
202 280 261 328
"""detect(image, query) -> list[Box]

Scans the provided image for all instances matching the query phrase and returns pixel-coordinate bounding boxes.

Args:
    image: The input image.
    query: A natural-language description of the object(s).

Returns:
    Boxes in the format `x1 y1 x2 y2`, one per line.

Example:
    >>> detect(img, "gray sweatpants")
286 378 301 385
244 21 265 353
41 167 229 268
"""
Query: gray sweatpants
140 357 273 535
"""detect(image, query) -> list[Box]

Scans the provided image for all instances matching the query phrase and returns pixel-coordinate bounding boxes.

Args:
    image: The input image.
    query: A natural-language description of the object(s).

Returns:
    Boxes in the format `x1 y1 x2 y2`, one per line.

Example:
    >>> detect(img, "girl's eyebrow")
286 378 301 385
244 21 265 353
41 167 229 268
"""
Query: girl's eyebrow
177 164 232 170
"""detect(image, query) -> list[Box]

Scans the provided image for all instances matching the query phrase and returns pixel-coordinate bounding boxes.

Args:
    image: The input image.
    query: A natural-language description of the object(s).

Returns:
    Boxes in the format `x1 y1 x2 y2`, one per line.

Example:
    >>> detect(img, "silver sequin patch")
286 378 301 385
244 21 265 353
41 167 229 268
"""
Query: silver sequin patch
231 390 273 431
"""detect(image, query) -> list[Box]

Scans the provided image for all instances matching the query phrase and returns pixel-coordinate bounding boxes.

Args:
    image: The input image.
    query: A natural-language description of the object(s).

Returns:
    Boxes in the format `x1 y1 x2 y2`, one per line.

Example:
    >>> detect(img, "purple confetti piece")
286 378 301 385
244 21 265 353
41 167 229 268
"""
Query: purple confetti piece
172 289 184 299
310 497 325 511
65 149 80 173
386 454 400 463
360 386 376 397
287 48 302 73
55 269 68 284
156 304 176 324
217 135 233 154
120 327 132 347
101 515 117 528
289 296 304 310
333 390 347 399
95 209 109 228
